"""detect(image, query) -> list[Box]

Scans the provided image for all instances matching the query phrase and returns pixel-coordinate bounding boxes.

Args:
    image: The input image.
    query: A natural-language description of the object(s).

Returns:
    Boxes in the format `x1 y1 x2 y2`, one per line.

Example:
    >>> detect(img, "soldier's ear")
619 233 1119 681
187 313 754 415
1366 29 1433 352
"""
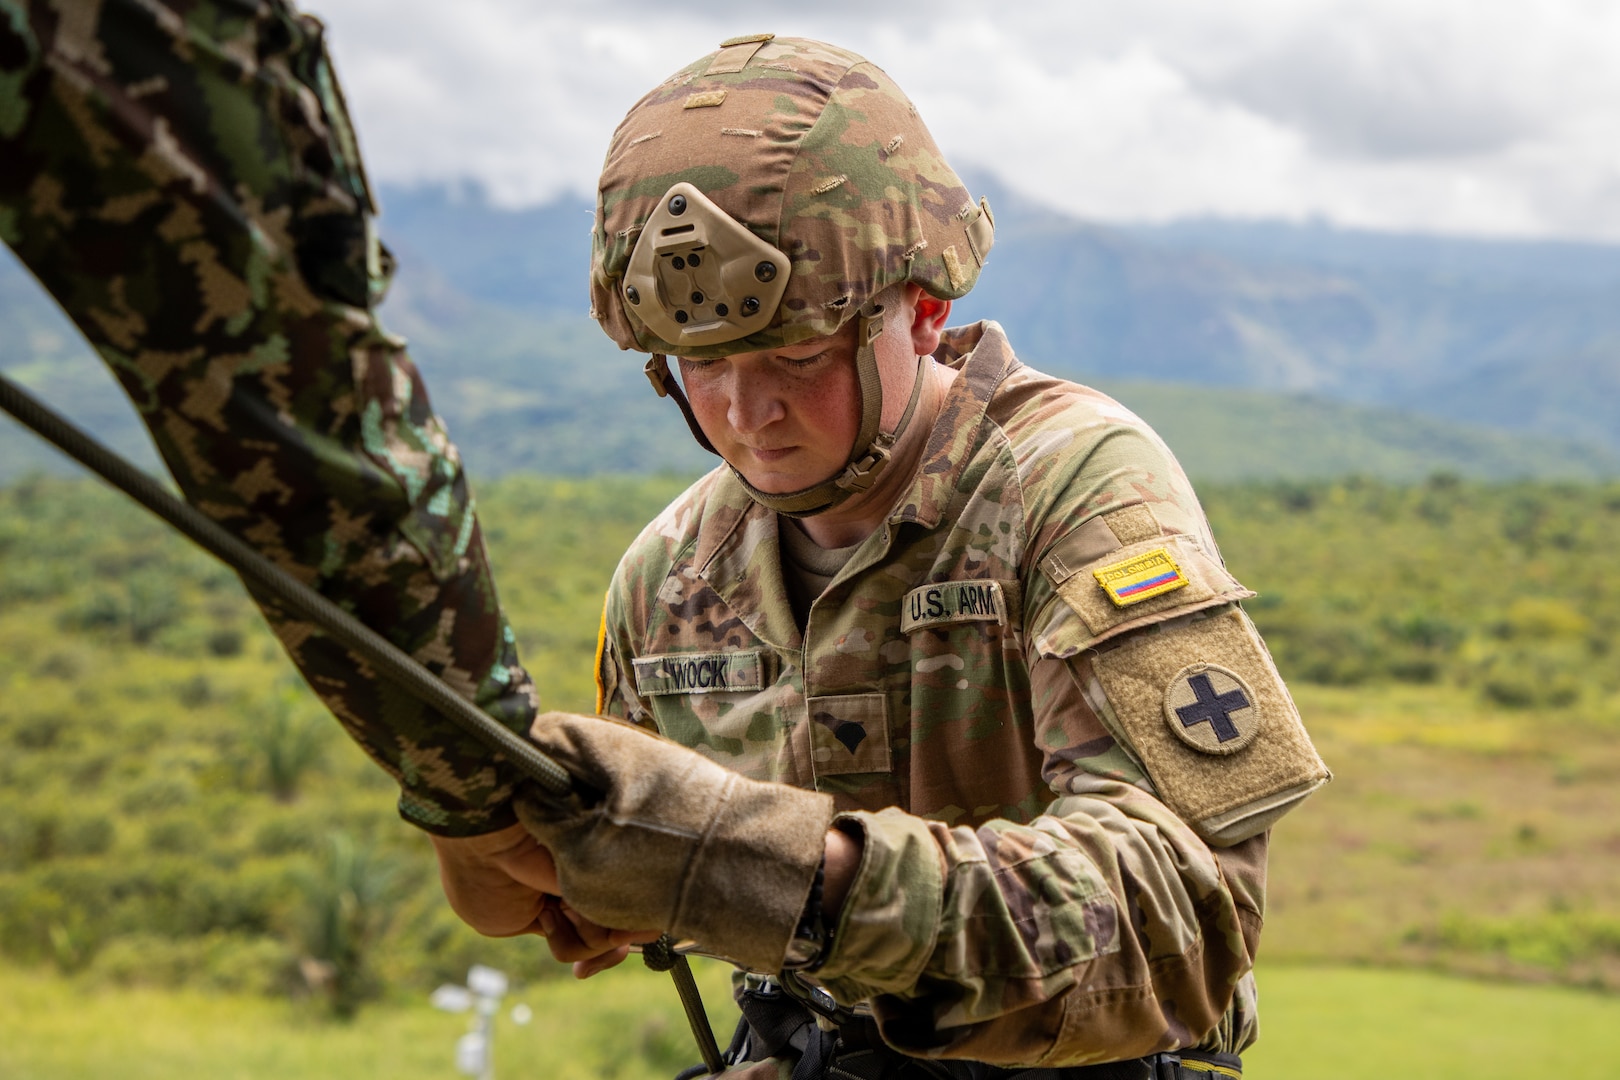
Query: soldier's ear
905 284 952 356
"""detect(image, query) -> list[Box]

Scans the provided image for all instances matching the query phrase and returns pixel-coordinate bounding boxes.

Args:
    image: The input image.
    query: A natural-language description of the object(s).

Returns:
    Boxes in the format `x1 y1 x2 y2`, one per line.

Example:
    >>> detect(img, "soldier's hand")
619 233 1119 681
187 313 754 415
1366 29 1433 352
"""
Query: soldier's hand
429 823 659 977
515 712 836 972
430 822 556 937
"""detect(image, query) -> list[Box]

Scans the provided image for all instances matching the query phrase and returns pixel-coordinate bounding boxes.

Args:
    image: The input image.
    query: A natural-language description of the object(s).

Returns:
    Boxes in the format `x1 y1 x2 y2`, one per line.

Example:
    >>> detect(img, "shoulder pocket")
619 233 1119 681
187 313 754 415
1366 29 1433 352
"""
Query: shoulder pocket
1037 533 1253 655
1090 607 1330 845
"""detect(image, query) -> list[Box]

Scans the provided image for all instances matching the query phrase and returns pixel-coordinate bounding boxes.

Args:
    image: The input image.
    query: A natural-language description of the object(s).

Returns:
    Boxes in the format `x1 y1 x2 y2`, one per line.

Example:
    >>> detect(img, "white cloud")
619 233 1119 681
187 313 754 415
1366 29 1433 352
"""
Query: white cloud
315 0 1620 240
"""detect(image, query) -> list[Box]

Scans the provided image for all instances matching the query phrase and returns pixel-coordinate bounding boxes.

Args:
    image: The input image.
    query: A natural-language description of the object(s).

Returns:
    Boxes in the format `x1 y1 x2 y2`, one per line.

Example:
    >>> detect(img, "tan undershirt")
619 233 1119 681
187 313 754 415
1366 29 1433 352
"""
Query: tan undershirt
778 356 954 626
780 519 861 628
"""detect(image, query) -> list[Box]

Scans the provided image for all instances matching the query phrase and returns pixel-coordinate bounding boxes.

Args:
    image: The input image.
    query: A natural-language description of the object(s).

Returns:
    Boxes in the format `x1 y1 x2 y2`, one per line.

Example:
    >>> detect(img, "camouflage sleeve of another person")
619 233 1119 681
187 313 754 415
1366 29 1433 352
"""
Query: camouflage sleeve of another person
814 423 1299 1066
0 0 537 835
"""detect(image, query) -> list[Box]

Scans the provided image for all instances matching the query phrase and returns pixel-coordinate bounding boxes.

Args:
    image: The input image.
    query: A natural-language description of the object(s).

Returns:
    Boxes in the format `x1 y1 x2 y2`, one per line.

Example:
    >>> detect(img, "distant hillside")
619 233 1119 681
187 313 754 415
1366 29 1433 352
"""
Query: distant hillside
5 182 1619 483
375 179 1620 454
1092 381 1615 482
4 255 1613 484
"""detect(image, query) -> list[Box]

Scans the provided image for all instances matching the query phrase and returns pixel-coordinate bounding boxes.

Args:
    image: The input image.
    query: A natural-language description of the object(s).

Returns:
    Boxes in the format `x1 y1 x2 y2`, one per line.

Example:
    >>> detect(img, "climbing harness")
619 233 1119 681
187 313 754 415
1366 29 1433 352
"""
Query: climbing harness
731 979 1244 1080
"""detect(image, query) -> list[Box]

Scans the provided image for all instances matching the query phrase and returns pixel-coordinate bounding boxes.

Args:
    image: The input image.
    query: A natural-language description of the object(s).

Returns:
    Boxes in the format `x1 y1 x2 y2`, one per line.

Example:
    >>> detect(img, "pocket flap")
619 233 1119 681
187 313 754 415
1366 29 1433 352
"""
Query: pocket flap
1038 534 1253 654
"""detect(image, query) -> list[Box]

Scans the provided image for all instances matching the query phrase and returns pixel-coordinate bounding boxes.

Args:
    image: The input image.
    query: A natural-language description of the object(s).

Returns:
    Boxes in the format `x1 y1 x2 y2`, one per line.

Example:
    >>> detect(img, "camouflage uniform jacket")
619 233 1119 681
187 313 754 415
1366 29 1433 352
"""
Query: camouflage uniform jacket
598 322 1281 1068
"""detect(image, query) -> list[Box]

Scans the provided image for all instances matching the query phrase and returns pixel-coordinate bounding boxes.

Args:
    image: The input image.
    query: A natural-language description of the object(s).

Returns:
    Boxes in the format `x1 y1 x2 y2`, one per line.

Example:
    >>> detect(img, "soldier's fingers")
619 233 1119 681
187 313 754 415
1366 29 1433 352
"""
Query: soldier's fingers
539 911 616 963
573 946 632 979
558 904 662 949
535 898 563 939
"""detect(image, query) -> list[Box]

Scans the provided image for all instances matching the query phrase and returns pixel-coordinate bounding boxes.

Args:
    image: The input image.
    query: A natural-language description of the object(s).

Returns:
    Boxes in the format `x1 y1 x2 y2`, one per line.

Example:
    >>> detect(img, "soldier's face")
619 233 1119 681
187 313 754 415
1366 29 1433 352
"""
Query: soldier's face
677 326 864 494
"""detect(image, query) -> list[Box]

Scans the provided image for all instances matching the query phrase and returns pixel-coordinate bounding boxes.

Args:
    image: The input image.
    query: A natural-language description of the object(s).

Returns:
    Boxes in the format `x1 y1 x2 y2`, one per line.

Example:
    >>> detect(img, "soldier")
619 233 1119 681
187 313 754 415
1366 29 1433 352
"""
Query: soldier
4 4 1330 1073
448 33 1333 1080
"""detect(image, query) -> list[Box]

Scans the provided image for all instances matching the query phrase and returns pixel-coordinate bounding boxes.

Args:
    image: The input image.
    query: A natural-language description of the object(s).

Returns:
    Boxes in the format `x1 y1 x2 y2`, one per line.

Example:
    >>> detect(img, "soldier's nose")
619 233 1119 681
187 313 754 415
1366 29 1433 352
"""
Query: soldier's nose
725 373 787 434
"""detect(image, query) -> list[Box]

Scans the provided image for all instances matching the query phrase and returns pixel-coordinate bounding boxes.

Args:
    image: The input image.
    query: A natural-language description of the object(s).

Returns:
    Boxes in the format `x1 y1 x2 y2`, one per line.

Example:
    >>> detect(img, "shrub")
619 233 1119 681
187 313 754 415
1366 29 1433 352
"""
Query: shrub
9 711 72 750
206 626 245 657
1428 910 1620 973
35 648 90 680
127 573 183 644
249 682 330 802
86 931 295 995
0 807 116 868
177 673 213 707
290 831 401 1020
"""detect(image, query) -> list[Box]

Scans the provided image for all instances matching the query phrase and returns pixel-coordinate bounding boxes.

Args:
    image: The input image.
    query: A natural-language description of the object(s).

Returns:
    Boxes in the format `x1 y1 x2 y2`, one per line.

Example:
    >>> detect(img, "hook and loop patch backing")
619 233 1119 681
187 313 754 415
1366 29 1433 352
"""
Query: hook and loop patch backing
1090 607 1330 845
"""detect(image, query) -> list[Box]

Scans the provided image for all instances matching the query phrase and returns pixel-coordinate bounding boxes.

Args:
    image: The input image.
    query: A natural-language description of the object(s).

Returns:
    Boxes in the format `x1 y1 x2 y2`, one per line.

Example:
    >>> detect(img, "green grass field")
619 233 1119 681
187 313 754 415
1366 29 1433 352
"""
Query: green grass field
1245 966 1620 1079
1262 682 1620 990
3 961 1617 1079
0 957 740 1080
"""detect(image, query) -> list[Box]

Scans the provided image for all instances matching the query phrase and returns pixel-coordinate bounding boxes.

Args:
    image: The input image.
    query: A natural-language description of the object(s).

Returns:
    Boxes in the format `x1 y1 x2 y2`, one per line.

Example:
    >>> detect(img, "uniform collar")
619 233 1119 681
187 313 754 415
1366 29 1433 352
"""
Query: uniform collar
889 320 1018 531
695 475 802 652
692 320 1018 647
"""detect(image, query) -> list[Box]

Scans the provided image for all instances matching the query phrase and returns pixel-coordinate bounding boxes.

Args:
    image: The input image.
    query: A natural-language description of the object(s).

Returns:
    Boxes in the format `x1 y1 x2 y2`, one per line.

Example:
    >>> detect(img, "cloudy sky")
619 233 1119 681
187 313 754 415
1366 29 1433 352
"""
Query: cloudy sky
317 0 1620 242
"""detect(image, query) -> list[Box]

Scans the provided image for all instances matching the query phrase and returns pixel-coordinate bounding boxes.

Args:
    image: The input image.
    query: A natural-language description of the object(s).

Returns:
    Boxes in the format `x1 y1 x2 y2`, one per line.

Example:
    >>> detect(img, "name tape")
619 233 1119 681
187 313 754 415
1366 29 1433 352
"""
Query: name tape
632 650 766 696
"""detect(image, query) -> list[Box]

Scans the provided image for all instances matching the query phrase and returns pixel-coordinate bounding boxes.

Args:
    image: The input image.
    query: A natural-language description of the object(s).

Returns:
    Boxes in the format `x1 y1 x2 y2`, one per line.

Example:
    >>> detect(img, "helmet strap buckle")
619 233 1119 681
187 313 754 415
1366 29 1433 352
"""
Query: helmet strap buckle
643 354 674 398
859 311 885 347
834 432 895 494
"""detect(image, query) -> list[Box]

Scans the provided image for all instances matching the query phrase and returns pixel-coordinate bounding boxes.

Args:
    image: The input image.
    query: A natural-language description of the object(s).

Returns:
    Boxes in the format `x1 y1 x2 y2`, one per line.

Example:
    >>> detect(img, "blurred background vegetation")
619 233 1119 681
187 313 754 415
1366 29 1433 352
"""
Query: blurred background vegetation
0 475 665 1011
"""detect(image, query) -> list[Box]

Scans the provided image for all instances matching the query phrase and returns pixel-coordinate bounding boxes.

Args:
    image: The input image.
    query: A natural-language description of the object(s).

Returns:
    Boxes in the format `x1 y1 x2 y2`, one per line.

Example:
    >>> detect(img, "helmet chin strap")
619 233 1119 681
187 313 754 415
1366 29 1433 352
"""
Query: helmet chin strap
641 303 927 519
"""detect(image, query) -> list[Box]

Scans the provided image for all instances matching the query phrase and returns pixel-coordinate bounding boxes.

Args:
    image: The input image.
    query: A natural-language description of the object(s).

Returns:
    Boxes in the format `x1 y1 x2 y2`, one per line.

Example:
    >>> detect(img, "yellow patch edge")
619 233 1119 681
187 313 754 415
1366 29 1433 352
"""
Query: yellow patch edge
1092 546 1187 608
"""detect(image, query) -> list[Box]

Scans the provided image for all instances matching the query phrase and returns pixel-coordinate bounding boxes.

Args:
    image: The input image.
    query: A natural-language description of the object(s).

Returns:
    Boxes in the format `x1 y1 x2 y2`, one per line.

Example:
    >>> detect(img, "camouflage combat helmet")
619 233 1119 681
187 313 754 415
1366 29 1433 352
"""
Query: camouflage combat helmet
590 34 995 516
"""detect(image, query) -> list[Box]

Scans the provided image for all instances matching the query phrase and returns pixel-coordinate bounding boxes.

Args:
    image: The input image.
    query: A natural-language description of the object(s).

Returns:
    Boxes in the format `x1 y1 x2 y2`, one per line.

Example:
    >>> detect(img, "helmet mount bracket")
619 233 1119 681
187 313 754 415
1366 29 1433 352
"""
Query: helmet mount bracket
623 182 790 351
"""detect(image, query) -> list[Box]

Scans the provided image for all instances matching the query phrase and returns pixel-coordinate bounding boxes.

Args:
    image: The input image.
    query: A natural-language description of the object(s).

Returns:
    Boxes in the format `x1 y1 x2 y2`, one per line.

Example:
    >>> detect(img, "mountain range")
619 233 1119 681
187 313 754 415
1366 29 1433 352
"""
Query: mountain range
3 177 1617 484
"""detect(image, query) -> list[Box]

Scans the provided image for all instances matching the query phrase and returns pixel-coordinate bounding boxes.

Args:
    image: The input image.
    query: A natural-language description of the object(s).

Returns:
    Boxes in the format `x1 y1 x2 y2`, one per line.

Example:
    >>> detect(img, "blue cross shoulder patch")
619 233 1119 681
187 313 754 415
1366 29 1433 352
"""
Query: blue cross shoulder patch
1163 663 1263 755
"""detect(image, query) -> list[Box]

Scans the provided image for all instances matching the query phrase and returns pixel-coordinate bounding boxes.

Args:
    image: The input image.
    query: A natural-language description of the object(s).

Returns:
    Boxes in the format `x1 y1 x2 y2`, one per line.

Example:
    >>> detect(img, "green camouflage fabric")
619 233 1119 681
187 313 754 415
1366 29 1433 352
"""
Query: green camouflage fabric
590 35 994 360
598 323 1272 1066
0 0 537 835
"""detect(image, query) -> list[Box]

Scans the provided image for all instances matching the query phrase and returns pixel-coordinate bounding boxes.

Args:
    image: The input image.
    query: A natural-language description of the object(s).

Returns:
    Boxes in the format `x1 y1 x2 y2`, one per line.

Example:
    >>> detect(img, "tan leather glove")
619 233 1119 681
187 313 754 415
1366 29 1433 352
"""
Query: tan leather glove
513 711 835 972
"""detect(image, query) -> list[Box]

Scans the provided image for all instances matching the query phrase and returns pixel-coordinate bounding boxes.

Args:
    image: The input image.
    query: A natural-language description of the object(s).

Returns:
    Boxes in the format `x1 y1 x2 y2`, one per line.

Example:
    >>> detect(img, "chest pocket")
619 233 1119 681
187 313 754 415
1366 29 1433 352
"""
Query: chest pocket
807 693 892 777
631 651 767 696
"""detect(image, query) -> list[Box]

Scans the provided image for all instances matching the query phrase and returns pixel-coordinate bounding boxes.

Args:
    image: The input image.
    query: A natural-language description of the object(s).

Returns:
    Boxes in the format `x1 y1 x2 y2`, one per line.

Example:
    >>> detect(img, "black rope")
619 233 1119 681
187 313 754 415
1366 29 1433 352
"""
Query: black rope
642 935 724 1075
0 369 575 798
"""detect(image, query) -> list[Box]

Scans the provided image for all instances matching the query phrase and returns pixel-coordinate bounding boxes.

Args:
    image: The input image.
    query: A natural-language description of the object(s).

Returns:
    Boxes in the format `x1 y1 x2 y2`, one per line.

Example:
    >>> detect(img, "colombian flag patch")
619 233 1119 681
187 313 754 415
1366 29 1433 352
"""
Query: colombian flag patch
1093 547 1188 608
